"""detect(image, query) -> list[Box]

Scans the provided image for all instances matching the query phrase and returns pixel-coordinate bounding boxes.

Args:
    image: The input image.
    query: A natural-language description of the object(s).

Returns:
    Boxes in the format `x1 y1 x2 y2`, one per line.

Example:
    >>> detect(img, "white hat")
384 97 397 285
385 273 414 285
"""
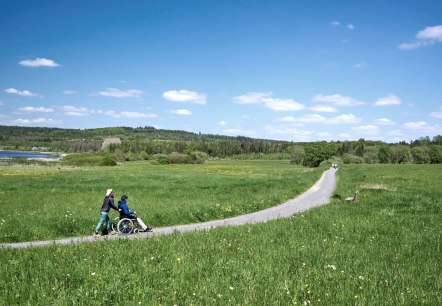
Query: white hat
106 189 113 196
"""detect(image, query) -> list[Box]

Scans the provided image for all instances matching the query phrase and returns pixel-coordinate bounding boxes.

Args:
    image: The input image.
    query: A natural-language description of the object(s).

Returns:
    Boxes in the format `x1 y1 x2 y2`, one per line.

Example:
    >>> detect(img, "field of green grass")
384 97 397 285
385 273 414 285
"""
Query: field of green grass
1 162 441 305
0 160 323 243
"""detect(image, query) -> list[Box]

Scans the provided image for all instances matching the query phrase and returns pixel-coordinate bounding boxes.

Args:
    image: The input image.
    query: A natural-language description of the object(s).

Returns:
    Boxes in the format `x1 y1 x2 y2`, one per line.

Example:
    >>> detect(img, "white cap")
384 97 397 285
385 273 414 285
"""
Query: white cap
105 189 113 196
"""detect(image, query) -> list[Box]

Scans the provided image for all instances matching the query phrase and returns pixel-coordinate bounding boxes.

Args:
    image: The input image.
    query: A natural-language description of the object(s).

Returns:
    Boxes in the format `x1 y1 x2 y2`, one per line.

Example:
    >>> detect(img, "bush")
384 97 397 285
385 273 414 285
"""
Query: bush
169 152 204 164
189 151 208 160
150 154 170 164
100 155 117 166
342 153 364 164
63 153 117 166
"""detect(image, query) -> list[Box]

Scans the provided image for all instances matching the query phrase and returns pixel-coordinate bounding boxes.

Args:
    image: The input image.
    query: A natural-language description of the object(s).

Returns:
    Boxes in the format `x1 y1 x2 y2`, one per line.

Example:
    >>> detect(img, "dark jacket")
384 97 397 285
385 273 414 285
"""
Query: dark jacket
100 195 119 213
117 200 134 217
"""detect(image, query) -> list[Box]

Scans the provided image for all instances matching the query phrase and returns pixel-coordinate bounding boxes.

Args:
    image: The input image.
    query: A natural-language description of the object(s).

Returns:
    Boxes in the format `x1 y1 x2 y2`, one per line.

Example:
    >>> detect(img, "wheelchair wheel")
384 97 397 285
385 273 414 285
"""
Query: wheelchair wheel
111 217 119 232
117 218 134 235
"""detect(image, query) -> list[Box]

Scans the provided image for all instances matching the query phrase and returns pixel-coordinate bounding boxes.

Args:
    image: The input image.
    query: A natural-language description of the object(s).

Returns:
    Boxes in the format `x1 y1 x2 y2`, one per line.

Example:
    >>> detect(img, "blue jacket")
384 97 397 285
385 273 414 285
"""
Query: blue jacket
118 200 134 217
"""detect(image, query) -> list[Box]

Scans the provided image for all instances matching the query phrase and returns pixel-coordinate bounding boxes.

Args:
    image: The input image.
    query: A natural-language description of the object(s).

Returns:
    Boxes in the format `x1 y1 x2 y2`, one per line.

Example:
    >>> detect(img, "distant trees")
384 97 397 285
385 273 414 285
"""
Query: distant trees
1 126 442 166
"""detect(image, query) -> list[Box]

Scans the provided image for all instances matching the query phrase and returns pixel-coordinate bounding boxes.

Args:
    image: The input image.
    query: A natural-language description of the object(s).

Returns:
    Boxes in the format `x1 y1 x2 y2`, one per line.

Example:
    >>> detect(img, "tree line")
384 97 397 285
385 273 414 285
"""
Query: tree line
0 125 441 165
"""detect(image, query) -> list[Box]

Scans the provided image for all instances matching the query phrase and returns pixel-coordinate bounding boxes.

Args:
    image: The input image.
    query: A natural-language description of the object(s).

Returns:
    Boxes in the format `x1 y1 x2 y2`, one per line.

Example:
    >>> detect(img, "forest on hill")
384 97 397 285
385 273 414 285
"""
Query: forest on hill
1 125 441 165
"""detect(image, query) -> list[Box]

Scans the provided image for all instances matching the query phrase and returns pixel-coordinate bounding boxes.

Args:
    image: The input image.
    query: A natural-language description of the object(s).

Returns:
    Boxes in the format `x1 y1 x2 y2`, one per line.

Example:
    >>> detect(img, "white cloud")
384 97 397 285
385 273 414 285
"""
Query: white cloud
233 92 305 111
347 24 355 30
416 25 442 41
12 118 61 125
18 106 54 113
163 90 206 105
398 41 434 50
373 118 395 125
278 116 296 122
5 88 41 97
309 105 337 112
403 121 428 129
121 111 157 118
265 125 312 141
431 107 442 119
278 113 360 125
297 114 327 123
218 121 226 125
352 125 380 135
105 110 157 119
331 21 341 26
171 109 192 115
18 58 60 67
63 90 77 95
338 133 352 139
312 94 365 106
222 128 256 136
328 113 362 124
399 24 442 50
95 88 143 98
62 105 93 116
374 94 401 106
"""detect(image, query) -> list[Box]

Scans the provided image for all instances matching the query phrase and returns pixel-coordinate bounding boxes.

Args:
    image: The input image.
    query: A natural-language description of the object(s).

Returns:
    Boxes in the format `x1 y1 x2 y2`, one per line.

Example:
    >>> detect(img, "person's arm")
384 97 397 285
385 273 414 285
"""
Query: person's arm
121 203 134 216
109 198 119 211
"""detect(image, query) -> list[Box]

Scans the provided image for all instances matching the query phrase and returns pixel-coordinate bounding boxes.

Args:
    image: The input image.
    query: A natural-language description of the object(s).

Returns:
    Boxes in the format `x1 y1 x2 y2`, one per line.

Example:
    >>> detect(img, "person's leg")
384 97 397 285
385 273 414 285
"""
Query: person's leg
94 212 107 234
135 217 147 230
105 213 111 231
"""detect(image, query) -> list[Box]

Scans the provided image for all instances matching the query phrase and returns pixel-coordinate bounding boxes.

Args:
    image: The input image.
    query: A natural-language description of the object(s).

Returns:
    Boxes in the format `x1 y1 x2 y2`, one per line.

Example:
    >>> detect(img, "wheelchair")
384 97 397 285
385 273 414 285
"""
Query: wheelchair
111 214 143 235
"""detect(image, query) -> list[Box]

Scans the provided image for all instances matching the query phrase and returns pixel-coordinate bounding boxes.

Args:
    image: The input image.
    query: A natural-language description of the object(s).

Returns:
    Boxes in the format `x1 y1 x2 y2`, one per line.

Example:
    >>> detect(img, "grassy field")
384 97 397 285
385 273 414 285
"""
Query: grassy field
0 160 323 243
1 162 441 305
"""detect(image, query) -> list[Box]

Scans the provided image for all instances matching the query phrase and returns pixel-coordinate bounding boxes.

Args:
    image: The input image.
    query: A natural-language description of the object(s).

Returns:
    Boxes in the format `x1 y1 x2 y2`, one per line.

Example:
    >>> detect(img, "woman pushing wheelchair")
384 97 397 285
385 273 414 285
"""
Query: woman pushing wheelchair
118 195 153 232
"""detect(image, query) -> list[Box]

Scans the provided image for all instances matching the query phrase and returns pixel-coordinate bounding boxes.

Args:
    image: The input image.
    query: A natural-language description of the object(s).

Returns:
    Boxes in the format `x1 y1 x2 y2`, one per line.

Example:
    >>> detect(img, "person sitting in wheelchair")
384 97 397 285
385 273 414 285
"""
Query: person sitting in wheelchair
117 195 153 232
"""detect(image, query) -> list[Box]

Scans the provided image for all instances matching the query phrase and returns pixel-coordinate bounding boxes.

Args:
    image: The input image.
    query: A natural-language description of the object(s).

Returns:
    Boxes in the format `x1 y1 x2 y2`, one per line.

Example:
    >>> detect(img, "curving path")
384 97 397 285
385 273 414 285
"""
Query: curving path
1 168 337 249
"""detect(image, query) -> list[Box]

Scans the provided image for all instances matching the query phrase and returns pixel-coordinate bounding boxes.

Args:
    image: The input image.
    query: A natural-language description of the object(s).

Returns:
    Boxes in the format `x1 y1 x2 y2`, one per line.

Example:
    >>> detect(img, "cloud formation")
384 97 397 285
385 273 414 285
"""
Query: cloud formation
171 109 192 115
233 92 305 111
312 94 365 106
18 58 60 67
399 24 442 50
309 105 337 112
105 110 157 119
62 105 95 116
374 94 401 106
12 118 61 125
5 88 41 97
431 107 442 119
95 88 144 98
373 118 395 125
163 90 207 105
18 106 54 113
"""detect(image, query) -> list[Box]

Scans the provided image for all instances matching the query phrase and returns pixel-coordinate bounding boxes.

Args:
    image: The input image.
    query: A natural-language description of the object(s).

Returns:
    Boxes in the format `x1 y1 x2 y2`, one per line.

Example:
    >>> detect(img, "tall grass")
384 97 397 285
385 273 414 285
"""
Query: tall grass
1 163 440 305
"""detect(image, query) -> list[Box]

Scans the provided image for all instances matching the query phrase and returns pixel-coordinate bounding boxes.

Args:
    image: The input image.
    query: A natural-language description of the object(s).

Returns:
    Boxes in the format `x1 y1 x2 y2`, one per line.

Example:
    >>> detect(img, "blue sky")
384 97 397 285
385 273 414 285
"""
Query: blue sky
0 0 441 142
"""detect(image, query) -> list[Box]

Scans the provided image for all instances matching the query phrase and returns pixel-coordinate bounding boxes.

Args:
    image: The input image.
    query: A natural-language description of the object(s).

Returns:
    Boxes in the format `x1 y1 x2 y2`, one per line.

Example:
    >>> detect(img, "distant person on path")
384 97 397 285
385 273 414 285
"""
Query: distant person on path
118 195 152 232
93 189 120 237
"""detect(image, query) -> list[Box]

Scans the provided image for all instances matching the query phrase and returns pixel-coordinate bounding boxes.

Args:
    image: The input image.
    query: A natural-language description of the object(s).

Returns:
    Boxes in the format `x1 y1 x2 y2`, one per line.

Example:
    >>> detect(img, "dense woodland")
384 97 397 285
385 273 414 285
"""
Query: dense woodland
1 125 441 165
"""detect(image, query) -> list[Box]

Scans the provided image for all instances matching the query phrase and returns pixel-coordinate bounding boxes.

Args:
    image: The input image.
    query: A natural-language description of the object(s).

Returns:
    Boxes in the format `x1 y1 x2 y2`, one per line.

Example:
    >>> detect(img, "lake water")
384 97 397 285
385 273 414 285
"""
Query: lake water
0 150 58 159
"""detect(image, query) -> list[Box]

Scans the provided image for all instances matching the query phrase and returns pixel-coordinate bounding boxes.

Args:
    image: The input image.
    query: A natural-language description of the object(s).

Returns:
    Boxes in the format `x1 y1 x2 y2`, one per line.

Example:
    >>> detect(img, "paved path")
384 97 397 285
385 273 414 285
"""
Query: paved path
1 168 337 249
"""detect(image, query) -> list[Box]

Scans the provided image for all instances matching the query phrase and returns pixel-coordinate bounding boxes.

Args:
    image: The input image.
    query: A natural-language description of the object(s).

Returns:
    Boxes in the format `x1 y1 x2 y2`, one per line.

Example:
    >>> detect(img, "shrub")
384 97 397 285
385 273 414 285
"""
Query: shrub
189 151 208 161
342 153 364 164
169 152 204 164
63 153 116 166
290 145 304 165
100 155 117 166
411 146 431 164
150 154 170 164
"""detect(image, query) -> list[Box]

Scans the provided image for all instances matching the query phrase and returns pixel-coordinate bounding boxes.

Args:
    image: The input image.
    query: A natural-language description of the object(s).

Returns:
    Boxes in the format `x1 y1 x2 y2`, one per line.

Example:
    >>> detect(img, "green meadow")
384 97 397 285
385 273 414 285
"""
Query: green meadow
1 162 441 305
0 160 323 243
